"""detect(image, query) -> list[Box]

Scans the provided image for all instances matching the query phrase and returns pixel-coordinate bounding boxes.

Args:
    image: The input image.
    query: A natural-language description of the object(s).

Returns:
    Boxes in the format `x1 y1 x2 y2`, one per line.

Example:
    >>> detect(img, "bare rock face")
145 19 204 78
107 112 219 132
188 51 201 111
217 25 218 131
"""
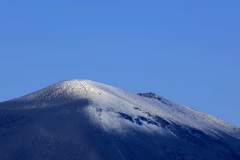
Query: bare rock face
0 80 240 160
138 92 161 100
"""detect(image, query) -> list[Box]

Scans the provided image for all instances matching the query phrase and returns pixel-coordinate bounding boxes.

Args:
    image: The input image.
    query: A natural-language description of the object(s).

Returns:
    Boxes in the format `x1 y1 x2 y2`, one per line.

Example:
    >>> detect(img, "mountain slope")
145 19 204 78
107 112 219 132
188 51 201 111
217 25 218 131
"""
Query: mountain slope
0 79 239 160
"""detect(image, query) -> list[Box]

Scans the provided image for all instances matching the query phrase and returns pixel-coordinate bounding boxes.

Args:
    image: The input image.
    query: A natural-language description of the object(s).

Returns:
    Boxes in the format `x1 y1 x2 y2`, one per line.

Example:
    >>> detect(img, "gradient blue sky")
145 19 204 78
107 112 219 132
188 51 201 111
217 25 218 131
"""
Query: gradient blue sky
0 1 239 126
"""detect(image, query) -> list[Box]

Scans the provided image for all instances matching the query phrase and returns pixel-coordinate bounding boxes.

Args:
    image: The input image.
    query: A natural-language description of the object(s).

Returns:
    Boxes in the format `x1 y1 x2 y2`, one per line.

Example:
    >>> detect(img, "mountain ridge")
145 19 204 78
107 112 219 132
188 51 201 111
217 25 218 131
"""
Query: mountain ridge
0 79 239 160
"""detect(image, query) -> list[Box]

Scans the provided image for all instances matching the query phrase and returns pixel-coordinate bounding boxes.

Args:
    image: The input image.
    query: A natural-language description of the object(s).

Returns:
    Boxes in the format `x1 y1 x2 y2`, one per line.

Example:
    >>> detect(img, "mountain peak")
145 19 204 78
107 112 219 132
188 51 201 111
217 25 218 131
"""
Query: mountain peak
3 79 95 108
0 79 239 160
46 79 93 93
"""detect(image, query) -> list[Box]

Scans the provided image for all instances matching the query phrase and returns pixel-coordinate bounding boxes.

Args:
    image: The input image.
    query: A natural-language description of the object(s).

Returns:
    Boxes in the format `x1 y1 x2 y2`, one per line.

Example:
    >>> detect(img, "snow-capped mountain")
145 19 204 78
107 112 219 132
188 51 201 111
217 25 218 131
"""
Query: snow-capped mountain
0 80 239 160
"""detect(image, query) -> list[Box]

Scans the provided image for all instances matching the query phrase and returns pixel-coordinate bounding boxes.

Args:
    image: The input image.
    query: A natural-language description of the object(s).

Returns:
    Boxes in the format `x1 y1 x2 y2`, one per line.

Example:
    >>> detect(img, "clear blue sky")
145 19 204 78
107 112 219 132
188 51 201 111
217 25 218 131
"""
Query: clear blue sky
0 1 239 126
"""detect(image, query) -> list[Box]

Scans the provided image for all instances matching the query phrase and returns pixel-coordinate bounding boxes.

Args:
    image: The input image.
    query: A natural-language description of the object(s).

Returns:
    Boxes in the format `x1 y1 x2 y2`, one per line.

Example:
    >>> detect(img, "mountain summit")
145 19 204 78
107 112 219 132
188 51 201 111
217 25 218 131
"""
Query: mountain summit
0 79 239 160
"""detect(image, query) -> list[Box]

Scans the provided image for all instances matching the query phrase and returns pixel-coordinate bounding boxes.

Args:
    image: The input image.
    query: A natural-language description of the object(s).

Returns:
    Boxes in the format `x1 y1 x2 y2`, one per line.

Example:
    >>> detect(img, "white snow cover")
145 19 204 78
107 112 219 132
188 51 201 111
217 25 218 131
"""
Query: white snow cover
1 79 240 160
5 79 239 138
